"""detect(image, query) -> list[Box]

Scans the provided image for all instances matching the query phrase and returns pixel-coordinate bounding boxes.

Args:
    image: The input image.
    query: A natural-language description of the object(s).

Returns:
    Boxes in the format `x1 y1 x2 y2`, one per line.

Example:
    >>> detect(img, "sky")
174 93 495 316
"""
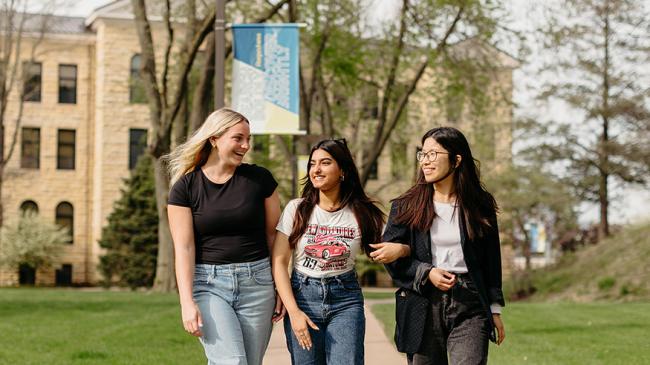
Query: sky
55 0 650 226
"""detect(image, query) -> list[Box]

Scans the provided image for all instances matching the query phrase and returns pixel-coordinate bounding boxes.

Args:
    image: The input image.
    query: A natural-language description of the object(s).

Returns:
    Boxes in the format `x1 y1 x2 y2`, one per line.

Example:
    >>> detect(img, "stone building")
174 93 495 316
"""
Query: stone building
1 1 154 285
0 1 517 286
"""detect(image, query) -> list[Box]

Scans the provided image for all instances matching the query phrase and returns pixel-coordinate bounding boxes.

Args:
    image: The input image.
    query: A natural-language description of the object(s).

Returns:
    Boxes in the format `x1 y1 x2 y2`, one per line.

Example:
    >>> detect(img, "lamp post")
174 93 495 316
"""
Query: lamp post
214 0 226 109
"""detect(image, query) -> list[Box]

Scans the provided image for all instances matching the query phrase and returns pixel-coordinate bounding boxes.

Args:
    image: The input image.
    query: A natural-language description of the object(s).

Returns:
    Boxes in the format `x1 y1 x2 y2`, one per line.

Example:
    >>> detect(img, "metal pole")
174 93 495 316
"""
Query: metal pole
214 0 226 109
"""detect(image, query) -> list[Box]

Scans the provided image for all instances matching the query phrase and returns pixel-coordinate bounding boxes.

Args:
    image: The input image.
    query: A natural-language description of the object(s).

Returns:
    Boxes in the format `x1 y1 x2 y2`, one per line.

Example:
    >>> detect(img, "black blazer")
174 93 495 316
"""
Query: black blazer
383 201 505 354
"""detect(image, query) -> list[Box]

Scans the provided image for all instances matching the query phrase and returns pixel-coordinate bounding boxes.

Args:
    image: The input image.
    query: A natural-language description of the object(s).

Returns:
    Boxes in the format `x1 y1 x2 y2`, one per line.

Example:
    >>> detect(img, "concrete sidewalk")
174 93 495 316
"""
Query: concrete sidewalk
262 304 405 365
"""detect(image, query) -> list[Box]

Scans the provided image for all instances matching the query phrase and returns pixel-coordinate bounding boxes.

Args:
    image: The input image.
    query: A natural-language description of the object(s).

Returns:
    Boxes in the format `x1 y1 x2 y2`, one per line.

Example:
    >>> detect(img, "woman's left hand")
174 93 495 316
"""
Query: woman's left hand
492 314 505 345
272 291 286 323
369 242 410 264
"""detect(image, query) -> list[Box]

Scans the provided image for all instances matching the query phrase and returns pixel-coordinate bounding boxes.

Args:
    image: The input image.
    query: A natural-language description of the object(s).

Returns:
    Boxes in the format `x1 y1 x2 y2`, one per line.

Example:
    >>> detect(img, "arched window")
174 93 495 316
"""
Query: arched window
55 202 74 244
19 200 38 214
129 54 146 104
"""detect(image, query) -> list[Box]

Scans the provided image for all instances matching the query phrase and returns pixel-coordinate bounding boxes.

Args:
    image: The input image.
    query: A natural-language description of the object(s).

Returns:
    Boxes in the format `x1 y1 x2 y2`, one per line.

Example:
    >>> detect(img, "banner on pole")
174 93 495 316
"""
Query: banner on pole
232 24 303 135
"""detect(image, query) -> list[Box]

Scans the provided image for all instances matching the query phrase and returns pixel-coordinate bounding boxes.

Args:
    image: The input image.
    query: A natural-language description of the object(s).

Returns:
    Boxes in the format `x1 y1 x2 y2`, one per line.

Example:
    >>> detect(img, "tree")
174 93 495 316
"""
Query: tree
131 0 291 291
487 163 578 270
537 0 650 239
266 0 521 193
0 1 58 232
0 211 70 271
99 155 158 289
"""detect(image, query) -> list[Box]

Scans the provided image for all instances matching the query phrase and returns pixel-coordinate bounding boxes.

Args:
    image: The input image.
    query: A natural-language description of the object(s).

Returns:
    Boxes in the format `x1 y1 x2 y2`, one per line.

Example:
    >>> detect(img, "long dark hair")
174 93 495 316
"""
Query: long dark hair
289 139 385 256
392 127 498 241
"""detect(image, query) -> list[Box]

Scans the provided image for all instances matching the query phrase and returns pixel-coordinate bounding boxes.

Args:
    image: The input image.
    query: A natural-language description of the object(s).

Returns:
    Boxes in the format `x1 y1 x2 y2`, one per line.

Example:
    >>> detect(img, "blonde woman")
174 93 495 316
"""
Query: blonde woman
166 108 283 365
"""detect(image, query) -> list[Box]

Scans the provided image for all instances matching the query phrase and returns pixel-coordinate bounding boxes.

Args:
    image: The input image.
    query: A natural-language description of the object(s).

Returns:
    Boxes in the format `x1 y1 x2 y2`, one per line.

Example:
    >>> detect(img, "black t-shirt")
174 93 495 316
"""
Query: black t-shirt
168 163 278 264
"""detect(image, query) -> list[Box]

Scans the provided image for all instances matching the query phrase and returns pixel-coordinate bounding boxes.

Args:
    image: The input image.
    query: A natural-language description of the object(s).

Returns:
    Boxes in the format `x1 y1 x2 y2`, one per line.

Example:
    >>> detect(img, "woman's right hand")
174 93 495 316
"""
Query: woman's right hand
181 301 203 337
428 268 457 291
289 309 319 350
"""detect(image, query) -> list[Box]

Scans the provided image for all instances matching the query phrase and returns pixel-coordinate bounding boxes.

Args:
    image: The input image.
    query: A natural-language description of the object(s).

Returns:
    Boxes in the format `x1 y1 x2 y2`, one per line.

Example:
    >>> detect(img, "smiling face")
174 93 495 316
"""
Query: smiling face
309 149 343 192
420 137 457 184
213 122 250 166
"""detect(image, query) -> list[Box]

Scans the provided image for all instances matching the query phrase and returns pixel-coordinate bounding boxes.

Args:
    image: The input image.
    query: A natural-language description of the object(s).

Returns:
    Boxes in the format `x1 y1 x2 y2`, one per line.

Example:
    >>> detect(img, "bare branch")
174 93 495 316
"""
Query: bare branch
361 3 465 184
317 69 334 138
376 0 409 141
131 0 163 133
161 0 174 108
168 0 291 128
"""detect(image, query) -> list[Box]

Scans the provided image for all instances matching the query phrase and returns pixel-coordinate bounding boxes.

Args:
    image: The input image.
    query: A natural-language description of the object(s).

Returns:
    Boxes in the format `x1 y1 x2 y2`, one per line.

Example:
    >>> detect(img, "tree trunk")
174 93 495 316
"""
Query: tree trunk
0 167 4 230
598 148 609 239
0 128 4 231
598 6 611 240
189 32 215 133
171 93 188 149
152 157 175 292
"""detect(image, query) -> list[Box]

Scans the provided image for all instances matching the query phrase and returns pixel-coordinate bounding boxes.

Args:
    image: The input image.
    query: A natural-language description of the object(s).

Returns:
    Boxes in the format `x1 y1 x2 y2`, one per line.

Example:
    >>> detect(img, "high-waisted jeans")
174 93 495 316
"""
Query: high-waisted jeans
193 258 275 365
408 273 490 365
284 270 365 365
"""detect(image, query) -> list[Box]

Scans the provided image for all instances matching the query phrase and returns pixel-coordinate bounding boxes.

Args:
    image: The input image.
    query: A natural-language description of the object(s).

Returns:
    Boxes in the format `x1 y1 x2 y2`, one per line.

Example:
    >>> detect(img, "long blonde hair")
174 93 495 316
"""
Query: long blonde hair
165 108 249 185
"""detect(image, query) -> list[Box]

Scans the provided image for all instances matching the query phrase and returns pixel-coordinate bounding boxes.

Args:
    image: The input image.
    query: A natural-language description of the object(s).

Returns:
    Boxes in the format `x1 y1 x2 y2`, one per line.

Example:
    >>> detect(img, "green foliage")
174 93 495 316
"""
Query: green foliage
0 211 70 270
510 222 650 301
485 162 578 248
99 155 158 289
354 253 387 282
598 277 616 291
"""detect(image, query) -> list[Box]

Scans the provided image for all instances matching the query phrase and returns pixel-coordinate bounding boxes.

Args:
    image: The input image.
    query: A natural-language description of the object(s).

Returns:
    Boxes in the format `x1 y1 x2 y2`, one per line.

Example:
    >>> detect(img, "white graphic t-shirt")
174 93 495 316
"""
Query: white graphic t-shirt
276 198 361 278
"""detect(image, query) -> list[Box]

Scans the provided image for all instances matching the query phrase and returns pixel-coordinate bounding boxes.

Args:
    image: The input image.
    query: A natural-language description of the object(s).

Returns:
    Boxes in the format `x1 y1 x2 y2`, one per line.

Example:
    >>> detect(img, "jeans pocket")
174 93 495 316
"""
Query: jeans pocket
193 272 210 285
253 266 274 286
341 277 361 292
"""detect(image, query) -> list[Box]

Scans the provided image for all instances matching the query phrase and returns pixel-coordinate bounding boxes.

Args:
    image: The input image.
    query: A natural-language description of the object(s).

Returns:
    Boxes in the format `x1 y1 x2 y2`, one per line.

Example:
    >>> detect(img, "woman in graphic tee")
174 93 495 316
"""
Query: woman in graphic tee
271 139 410 365
166 108 283 365
383 127 506 364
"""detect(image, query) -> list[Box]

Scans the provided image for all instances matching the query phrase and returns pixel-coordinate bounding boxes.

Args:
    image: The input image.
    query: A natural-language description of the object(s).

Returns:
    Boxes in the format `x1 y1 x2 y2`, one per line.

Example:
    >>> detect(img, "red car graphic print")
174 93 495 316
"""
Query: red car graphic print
304 234 351 261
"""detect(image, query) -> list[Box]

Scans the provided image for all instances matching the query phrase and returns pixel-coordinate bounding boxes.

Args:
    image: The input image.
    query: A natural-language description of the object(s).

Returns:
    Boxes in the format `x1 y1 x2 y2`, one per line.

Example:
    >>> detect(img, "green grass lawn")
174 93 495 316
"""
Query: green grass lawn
0 288 204 365
371 301 650 365
4 288 650 365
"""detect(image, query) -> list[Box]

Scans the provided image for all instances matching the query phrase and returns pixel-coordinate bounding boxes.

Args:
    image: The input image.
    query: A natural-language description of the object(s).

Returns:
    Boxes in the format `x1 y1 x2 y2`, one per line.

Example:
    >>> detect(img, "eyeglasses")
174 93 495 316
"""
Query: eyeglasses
416 150 449 162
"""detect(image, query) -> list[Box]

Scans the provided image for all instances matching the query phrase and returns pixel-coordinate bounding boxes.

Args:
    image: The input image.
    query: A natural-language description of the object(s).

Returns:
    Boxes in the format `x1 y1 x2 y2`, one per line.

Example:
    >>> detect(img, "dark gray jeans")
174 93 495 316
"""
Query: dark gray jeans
408 273 490 365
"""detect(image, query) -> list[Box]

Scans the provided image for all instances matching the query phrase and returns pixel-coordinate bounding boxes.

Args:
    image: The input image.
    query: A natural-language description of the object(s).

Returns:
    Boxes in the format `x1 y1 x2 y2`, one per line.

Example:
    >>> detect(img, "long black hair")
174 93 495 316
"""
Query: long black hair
289 139 385 256
392 127 498 240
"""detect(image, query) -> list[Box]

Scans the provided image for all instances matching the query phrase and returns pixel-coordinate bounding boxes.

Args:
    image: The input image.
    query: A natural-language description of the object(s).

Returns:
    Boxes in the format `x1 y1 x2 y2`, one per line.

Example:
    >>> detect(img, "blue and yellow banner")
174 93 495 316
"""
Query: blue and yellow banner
232 24 302 134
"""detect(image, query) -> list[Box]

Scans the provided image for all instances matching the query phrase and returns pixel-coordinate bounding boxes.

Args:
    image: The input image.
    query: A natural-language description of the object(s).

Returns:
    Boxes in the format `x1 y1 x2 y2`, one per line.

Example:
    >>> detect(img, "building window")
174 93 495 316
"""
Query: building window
129 54 147 104
58 64 77 104
20 200 39 214
57 129 76 170
21 127 40 169
22 61 41 102
129 129 148 169
19 263 36 285
55 202 74 244
55 264 73 286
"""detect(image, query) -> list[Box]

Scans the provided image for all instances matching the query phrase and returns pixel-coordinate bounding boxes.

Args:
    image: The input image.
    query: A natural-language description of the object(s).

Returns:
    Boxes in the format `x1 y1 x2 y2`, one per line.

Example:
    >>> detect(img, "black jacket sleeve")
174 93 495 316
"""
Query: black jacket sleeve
383 202 433 295
486 216 505 306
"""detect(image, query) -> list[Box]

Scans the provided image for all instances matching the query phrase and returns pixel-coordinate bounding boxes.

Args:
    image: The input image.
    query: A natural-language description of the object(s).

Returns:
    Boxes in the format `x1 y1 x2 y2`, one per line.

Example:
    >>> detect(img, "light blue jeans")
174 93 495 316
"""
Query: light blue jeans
193 258 275 365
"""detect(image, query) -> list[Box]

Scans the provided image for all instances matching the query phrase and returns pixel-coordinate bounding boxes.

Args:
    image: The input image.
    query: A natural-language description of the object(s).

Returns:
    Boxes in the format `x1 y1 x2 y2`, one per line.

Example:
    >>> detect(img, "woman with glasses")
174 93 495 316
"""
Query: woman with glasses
271 139 409 364
383 127 506 365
